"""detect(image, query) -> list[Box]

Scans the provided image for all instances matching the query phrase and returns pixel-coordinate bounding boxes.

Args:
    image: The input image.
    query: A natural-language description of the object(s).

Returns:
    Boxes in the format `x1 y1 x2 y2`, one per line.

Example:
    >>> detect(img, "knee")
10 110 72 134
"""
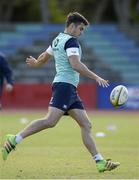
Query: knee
43 118 57 128
87 121 92 130
82 120 92 131
48 122 57 128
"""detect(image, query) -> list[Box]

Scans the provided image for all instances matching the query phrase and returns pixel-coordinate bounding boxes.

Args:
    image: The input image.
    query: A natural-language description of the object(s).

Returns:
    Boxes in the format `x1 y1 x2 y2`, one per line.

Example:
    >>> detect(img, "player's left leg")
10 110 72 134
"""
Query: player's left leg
68 109 120 172
19 107 64 138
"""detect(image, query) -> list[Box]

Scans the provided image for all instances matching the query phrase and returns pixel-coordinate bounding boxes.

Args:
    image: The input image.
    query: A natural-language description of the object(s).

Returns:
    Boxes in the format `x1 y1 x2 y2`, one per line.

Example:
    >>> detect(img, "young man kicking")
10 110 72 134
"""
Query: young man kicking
2 12 120 173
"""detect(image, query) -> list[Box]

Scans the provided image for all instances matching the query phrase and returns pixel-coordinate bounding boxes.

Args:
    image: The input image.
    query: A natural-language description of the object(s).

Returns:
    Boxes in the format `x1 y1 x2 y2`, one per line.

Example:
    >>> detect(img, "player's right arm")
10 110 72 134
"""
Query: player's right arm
26 45 53 67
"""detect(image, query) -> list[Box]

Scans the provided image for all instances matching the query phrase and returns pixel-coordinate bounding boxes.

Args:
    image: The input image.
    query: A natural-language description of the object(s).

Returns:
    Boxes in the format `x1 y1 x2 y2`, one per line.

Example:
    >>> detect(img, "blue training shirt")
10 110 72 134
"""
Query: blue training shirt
51 32 82 87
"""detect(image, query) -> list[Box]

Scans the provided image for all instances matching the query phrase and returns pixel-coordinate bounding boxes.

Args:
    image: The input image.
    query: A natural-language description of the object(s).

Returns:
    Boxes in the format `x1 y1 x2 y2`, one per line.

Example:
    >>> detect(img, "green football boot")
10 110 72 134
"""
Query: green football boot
2 134 17 161
96 159 120 172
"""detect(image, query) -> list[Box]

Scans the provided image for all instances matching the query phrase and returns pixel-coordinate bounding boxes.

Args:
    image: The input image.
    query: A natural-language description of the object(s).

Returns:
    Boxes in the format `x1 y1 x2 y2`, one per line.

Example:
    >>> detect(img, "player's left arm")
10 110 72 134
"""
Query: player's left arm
26 46 53 67
69 55 109 87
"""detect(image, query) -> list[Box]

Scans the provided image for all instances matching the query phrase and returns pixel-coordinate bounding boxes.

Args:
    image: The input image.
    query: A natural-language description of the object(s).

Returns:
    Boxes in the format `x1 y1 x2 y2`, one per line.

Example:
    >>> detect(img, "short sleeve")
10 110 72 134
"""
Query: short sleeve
64 38 79 50
65 38 80 57
46 45 53 56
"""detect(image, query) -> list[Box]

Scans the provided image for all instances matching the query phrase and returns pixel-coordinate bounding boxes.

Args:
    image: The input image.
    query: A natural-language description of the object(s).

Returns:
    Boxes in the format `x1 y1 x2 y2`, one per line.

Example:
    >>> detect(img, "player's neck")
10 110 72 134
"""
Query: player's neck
64 29 77 37
64 29 72 35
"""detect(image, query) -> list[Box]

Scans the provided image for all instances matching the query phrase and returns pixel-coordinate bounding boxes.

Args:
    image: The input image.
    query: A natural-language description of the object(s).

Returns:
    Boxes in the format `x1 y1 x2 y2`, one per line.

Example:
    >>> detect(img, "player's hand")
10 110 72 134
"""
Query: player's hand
5 84 13 92
26 56 37 67
95 76 109 88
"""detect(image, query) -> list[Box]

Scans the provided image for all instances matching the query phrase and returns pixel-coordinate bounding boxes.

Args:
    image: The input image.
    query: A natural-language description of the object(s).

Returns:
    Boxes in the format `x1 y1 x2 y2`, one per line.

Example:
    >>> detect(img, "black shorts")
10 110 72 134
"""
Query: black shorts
49 82 84 112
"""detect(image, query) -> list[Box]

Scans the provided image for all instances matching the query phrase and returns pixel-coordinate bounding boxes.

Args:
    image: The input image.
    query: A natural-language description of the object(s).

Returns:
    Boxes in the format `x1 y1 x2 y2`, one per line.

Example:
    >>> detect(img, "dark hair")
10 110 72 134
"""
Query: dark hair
65 12 89 27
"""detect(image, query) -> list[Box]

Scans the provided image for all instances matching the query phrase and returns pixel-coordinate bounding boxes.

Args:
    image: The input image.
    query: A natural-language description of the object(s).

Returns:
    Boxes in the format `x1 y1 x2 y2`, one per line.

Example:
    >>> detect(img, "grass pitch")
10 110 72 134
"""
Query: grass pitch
0 109 139 179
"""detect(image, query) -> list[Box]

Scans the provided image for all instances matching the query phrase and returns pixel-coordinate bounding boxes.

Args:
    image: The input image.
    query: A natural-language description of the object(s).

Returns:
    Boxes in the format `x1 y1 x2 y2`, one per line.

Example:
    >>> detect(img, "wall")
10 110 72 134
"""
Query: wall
2 83 139 109
2 83 96 109
97 83 139 110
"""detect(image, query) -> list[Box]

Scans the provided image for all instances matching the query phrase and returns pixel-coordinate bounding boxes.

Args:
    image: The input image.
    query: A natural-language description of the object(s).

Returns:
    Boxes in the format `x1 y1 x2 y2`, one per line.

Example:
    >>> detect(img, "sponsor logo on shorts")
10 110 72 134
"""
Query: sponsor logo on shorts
49 97 53 104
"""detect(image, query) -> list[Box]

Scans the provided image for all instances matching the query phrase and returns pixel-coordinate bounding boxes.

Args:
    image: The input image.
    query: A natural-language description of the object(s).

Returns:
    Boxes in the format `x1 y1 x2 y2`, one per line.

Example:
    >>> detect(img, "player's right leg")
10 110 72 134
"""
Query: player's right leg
96 159 120 172
2 107 64 160
68 109 120 172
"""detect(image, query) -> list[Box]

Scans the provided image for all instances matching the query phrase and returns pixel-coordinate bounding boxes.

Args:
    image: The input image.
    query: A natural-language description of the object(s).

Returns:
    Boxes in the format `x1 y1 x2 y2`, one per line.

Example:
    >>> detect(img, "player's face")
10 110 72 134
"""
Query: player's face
71 23 86 37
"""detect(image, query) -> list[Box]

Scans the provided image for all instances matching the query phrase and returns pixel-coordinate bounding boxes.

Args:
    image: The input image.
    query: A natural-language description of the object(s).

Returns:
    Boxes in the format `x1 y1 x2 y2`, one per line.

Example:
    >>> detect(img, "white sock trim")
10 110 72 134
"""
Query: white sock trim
93 153 104 161
15 134 23 144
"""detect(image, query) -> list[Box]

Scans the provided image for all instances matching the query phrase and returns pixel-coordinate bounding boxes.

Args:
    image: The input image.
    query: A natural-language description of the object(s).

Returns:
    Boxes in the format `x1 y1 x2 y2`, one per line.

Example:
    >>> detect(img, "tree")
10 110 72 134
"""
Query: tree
113 0 132 28
0 0 16 22
93 0 110 23
39 0 50 23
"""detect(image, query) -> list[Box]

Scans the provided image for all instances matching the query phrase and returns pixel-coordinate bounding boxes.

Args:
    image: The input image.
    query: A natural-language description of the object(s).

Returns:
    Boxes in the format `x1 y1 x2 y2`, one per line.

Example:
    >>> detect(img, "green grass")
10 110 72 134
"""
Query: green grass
0 110 139 179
